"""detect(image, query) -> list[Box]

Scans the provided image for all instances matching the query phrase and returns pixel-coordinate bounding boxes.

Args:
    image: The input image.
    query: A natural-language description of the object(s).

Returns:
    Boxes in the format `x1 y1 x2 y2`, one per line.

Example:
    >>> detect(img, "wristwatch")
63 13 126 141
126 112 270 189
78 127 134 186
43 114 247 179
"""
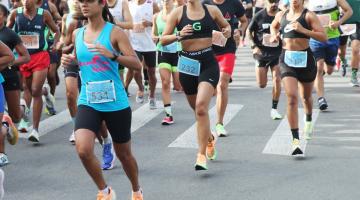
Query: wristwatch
111 52 119 61
176 32 182 41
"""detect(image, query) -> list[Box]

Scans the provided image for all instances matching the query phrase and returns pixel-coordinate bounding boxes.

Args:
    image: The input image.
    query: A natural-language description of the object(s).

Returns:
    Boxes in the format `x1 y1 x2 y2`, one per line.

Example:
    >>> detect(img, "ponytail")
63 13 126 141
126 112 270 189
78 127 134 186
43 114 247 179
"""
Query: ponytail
100 1 115 24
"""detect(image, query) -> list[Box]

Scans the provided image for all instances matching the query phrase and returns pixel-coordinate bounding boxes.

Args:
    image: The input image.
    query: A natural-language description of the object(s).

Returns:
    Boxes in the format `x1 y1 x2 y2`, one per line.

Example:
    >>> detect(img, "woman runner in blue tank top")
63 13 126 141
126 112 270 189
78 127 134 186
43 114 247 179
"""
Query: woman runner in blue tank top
61 0 143 199
160 0 231 171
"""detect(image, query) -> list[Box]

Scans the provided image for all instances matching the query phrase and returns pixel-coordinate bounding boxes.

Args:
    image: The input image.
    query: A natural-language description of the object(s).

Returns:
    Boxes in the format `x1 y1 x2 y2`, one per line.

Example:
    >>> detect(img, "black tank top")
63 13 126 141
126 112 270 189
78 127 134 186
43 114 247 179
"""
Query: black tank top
280 9 310 39
176 5 217 40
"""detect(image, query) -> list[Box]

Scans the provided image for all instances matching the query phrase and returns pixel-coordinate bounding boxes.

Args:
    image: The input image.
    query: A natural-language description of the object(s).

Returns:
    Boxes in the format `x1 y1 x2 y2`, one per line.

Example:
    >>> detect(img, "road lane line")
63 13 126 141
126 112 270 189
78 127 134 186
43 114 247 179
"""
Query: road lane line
168 104 243 148
262 108 319 156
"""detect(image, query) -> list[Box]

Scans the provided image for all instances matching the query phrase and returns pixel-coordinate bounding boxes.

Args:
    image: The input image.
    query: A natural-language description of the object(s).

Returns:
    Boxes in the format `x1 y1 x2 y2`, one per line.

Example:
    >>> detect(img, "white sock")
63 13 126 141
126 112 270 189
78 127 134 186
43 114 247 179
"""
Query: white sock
101 186 110 195
164 105 172 116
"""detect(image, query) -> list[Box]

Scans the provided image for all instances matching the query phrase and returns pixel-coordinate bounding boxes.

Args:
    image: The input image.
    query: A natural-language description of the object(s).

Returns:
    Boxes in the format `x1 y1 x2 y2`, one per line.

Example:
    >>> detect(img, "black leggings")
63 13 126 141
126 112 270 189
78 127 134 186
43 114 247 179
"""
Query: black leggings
75 105 132 143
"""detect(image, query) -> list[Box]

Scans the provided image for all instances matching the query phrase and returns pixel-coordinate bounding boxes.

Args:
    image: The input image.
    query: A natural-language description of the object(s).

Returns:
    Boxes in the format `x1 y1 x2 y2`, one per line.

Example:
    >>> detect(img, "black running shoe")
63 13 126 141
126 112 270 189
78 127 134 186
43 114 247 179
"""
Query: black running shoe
318 97 328 111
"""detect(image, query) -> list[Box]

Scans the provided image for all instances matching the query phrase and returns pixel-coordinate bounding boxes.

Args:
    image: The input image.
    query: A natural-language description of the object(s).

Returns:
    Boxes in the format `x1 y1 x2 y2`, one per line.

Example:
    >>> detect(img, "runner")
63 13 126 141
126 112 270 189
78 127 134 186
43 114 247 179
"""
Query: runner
336 12 349 77
240 0 252 46
161 0 231 170
270 0 327 156
10 0 22 8
0 4 30 131
38 0 62 116
248 0 282 121
348 29 359 86
61 0 143 198
152 0 180 125
254 0 264 14
0 40 19 166
7 0 60 143
307 0 352 111
128 0 159 108
203 0 247 137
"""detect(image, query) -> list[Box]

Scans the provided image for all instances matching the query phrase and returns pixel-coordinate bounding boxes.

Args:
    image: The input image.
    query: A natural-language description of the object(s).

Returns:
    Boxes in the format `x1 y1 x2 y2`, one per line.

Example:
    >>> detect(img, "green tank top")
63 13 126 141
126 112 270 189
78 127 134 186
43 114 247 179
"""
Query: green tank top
156 11 181 52
326 9 341 39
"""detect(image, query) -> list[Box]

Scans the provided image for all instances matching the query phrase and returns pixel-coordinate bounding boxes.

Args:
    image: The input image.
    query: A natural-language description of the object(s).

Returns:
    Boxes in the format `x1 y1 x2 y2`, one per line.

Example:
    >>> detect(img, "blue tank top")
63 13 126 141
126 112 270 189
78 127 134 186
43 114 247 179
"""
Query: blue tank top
15 7 48 54
40 0 50 11
75 22 129 112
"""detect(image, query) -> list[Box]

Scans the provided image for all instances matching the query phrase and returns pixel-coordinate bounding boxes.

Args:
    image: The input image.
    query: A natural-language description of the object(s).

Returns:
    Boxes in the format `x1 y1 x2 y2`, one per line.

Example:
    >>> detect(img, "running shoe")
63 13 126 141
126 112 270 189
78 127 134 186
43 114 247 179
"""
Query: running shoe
215 123 227 137
69 131 75 145
144 80 149 93
270 109 282 120
350 75 359 87
135 93 144 104
102 142 115 170
28 129 40 143
195 153 207 171
149 98 157 110
206 135 217 160
335 56 341 70
18 118 29 133
0 154 9 166
132 189 143 200
304 121 313 140
42 84 56 115
3 115 18 145
291 139 304 156
0 169 4 199
20 99 30 122
96 187 116 200
318 97 328 111
161 116 174 125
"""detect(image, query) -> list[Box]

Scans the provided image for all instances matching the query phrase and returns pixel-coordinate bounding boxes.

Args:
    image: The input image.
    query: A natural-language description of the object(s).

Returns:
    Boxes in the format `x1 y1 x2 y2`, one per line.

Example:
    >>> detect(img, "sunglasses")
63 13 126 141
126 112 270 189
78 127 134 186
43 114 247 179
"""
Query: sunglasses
268 0 280 3
78 0 105 3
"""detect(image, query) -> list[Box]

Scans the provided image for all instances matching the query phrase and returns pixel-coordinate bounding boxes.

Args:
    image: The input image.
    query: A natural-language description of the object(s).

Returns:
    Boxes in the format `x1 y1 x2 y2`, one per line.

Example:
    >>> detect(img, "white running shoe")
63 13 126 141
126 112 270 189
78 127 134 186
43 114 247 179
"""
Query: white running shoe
17 118 29 133
0 169 4 199
149 98 157 110
0 154 9 167
69 131 75 145
270 109 282 120
42 84 56 115
20 99 30 122
28 129 40 143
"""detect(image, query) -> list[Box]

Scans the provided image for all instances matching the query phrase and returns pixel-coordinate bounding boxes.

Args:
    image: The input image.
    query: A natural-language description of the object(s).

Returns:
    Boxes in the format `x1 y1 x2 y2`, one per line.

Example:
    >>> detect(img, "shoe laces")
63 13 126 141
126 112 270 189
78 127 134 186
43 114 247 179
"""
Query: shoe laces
196 154 206 164
103 143 112 155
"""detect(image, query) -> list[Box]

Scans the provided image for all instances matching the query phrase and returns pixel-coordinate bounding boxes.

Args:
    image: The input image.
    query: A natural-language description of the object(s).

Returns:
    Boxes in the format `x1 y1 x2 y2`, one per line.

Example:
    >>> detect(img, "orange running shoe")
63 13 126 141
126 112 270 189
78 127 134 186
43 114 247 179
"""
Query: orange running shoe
96 187 116 200
195 153 207 170
2 115 18 145
132 189 143 200
206 134 217 160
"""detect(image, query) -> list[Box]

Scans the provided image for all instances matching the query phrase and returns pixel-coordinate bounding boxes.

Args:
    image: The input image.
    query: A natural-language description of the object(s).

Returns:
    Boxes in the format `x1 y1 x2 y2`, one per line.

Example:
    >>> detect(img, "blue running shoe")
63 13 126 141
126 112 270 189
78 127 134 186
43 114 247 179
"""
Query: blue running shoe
102 142 115 170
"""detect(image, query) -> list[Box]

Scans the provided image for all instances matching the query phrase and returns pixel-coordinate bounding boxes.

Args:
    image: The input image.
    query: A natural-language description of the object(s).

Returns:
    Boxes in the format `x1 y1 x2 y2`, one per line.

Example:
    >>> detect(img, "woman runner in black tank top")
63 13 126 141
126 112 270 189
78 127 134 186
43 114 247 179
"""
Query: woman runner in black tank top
160 0 231 171
270 0 327 156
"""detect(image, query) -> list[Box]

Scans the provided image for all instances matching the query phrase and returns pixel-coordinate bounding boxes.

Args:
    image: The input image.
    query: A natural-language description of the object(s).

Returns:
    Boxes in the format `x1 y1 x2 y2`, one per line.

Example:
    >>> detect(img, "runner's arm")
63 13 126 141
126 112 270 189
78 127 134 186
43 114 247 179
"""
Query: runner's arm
152 13 159 43
112 28 142 71
61 29 78 67
115 0 133 29
270 11 283 42
0 41 15 71
44 10 60 49
336 0 353 26
160 7 181 46
6 10 16 29
238 15 248 39
302 11 327 42
247 17 259 47
209 5 231 38
153 2 160 14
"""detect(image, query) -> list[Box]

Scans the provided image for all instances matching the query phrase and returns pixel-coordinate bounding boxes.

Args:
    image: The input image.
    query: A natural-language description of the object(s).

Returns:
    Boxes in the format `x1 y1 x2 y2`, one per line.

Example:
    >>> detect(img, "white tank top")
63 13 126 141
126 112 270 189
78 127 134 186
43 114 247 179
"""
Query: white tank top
308 0 337 12
129 0 156 52
109 0 124 22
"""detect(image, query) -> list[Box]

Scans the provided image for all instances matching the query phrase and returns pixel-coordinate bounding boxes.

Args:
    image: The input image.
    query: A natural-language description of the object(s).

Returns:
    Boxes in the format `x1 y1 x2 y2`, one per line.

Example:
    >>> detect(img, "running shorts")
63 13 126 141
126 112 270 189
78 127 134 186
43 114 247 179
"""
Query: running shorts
340 35 349 46
179 47 219 95
216 53 236 75
158 51 178 72
135 51 156 68
20 51 50 78
279 48 317 83
2 73 21 91
255 56 279 69
309 37 339 66
75 105 132 144
0 84 4 113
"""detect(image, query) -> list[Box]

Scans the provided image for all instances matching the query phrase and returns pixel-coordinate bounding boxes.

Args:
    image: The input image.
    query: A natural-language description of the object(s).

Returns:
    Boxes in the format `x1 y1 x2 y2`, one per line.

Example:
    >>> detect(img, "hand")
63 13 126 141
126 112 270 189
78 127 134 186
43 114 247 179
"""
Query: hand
142 19 152 27
252 47 262 56
179 24 194 38
61 53 77 67
270 32 280 43
222 27 231 38
55 41 64 51
329 20 341 29
290 21 306 34
152 36 159 44
87 43 113 59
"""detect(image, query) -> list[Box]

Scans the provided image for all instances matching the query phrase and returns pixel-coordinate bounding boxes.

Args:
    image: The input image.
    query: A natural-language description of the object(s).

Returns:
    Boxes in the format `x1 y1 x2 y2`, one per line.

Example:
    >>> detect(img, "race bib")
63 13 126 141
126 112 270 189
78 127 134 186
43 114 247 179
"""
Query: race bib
212 30 227 47
86 80 116 104
340 24 357 36
262 23 271 30
284 51 307 68
178 55 200 76
262 34 279 47
133 23 145 33
317 14 331 27
19 35 39 49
